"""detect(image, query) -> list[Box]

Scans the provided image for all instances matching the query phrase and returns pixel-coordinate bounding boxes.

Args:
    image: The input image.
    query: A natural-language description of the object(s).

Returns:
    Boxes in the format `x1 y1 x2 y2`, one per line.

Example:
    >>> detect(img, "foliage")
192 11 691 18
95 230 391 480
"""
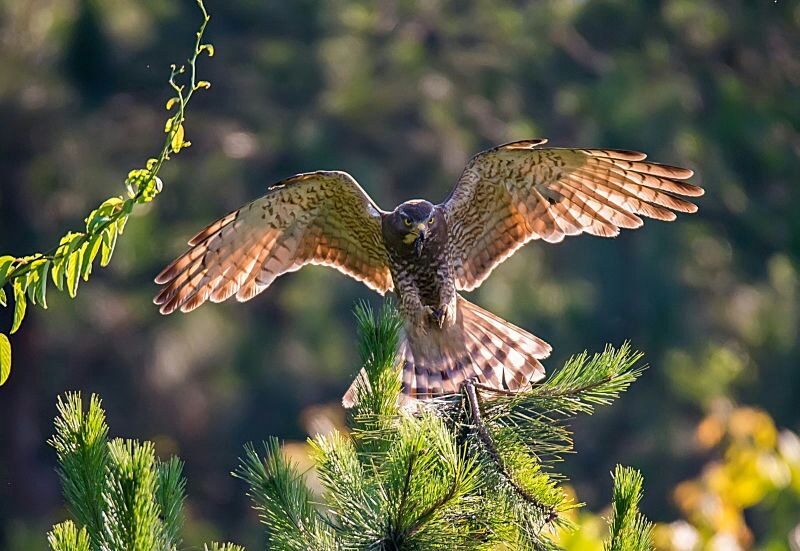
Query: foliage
2 0 799 548
234 302 652 550
605 466 652 551
550 406 800 551
47 391 240 551
0 0 214 385
45 304 653 550
655 405 800 551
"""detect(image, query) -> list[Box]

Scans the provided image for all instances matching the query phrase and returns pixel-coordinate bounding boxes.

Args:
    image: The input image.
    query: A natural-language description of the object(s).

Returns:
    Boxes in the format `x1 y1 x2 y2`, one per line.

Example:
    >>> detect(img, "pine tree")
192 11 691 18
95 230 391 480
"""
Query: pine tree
47 392 241 551
47 301 653 550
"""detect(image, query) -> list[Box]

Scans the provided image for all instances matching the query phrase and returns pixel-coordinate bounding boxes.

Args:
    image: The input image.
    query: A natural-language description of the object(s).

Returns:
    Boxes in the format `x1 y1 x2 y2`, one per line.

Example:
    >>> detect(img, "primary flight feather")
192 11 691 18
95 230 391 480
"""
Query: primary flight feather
154 139 702 403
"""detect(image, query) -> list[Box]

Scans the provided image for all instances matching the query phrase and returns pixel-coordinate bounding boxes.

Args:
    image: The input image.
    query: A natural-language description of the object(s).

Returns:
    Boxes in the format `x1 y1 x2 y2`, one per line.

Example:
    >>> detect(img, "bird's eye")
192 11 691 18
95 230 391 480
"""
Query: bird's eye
402 217 412 227
428 216 435 225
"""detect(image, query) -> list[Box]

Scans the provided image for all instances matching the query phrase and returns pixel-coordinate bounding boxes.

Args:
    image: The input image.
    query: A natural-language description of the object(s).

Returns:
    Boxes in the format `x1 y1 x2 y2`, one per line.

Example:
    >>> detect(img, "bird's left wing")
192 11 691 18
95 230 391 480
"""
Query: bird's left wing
154 171 392 314
441 139 704 291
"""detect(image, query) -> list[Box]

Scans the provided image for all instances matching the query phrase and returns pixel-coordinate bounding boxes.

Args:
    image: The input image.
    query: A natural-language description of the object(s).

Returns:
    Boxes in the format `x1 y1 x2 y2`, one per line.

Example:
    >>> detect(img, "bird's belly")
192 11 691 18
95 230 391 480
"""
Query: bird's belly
393 261 452 304
390 255 457 331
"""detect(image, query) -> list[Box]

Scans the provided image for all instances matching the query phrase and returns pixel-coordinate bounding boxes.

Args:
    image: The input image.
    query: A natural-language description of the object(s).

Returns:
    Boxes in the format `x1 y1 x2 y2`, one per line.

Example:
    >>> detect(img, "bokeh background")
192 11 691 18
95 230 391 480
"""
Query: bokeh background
1 0 799 549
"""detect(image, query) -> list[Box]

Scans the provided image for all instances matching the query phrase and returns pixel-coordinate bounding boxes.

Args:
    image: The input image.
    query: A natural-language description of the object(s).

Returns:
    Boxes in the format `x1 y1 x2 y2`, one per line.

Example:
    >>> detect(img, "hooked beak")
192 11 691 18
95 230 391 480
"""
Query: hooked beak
413 224 427 256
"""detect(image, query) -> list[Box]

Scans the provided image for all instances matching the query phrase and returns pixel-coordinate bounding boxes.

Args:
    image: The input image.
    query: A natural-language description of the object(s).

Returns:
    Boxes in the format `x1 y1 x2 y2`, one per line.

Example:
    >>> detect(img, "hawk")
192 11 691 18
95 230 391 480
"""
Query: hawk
154 139 702 404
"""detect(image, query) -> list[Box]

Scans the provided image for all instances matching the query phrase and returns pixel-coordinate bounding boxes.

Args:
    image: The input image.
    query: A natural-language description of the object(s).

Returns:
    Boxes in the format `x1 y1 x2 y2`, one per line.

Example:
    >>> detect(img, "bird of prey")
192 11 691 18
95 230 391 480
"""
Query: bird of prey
154 139 702 404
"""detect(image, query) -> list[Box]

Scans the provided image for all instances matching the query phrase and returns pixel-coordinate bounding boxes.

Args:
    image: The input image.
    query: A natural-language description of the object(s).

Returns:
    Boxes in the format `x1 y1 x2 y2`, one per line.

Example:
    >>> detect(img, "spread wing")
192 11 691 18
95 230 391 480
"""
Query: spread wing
154 171 392 314
442 139 704 291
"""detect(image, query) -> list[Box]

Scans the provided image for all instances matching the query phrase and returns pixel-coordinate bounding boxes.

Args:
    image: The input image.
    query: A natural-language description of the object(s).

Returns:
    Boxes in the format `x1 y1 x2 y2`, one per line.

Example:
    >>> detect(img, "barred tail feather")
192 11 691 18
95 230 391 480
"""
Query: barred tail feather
456 297 550 392
342 296 550 407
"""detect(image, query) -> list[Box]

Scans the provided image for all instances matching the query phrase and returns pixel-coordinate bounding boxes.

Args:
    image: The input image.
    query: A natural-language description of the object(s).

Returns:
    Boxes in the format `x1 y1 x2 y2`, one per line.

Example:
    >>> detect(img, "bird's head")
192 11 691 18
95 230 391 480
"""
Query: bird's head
384 200 439 256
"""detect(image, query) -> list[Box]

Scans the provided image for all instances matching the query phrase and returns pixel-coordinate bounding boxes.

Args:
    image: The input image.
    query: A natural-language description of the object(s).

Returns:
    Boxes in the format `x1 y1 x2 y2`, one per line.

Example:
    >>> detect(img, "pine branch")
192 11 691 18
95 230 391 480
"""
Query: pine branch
349 300 404 456
48 393 110 549
309 430 378 539
47 521 91 551
533 343 645 410
48 392 240 551
100 438 163 550
604 466 653 551
205 544 246 551
44 305 653 551
235 438 337 551
463 380 558 521
379 412 479 548
156 456 187 549
474 344 646 466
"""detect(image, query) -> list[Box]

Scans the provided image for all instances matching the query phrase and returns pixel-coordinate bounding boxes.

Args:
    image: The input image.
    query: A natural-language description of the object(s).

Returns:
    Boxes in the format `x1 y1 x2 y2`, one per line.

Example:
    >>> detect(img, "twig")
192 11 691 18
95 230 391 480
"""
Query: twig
462 380 557 523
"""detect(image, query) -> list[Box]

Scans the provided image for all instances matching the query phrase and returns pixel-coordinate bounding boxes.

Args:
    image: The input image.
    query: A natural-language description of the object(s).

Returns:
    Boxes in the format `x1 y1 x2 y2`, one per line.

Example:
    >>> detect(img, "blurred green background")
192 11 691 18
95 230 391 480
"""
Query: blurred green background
1 0 799 549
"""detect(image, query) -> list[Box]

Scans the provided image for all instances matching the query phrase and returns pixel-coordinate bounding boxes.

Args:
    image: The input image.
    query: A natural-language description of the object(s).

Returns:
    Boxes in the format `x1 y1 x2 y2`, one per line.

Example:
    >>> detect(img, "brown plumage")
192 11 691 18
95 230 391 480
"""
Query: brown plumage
154 139 703 404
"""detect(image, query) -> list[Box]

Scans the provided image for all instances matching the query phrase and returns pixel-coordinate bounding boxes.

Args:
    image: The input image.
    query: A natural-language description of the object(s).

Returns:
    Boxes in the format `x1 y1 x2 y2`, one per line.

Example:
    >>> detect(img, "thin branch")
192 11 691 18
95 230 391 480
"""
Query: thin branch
463 380 558 523
406 475 460 537
394 451 417 535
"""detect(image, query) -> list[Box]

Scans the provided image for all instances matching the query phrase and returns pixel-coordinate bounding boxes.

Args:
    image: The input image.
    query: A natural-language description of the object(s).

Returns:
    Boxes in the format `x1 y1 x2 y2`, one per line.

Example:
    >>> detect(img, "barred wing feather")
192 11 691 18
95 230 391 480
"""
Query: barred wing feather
442 139 703 291
154 171 392 314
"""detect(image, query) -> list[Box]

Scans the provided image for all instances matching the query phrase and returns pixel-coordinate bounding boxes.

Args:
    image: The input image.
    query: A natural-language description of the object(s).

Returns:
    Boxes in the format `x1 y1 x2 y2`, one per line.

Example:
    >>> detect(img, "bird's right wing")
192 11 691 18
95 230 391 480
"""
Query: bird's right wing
154 171 393 314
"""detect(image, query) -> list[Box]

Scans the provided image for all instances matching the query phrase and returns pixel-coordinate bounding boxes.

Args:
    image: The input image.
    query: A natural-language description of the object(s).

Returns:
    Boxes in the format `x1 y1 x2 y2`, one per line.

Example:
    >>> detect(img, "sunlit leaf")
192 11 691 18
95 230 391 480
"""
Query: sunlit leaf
0 255 15 288
100 225 118 267
0 333 10 386
66 244 87 299
81 233 103 282
116 214 130 236
51 233 80 291
0 288 6 307
166 97 179 110
11 279 26 334
171 123 185 153
36 260 50 308
26 259 49 308
196 80 211 89
200 43 214 57
25 262 40 305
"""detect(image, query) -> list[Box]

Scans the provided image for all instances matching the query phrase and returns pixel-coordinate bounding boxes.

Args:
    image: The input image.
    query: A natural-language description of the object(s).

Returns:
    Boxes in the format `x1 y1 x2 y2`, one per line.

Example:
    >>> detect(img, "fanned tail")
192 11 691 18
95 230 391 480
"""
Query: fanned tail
342 295 550 407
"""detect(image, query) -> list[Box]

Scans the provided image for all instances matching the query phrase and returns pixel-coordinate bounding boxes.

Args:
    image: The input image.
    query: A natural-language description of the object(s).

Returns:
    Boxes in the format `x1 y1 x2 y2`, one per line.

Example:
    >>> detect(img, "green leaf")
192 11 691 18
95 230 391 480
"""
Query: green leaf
171 124 185 153
100 225 118 267
52 233 84 291
23 258 45 305
28 259 50 308
81 233 103 282
66 244 87 299
86 213 112 234
11 280 26 334
52 241 69 291
85 197 124 234
0 255 15 288
26 263 40 305
0 333 10 386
